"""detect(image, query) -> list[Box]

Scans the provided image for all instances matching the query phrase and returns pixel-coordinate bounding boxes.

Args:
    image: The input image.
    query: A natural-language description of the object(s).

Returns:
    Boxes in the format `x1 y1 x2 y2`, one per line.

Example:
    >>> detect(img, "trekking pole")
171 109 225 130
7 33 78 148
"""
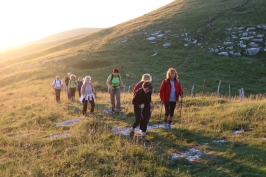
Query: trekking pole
95 91 98 113
179 97 183 123
159 101 163 128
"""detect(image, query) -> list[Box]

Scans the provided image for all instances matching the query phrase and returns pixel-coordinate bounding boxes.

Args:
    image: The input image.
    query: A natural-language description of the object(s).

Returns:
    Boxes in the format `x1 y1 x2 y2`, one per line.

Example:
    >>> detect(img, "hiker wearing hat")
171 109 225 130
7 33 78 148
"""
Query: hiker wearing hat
133 73 153 94
130 81 154 140
52 75 63 102
81 76 96 117
159 68 183 130
106 68 125 112
68 74 77 102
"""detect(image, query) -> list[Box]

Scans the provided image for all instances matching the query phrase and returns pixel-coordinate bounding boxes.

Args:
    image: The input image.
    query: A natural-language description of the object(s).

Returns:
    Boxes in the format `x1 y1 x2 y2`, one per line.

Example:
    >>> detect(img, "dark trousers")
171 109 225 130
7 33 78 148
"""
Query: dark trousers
82 98 95 115
55 89 61 101
164 101 176 117
78 88 81 97
133 106 150 132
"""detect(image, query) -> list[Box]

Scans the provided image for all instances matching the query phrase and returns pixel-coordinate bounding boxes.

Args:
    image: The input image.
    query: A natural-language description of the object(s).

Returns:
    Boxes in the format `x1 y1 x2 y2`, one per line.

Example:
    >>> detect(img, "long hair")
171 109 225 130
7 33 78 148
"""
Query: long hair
166 68 178 79
141 73 152 82
83 76 91 85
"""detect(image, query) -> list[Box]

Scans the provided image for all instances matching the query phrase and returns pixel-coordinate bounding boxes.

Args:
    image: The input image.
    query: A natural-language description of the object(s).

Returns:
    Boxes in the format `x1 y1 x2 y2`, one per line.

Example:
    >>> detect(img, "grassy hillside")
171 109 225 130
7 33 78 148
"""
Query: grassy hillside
1 0 266 176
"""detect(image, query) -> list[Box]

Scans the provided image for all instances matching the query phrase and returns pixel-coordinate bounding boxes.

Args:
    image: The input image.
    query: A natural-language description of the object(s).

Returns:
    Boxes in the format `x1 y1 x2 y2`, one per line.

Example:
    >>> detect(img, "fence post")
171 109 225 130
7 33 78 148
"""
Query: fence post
239 88 244 101
128 86 131 93
229 84 231 102
202 79 206 95
191 85 194 97
217 80 221 97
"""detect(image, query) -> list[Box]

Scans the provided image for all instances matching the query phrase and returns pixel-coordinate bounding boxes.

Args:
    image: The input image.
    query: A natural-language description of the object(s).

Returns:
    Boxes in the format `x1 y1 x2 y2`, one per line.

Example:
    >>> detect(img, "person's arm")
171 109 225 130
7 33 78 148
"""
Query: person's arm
52 81 55 88
119 78 125 88
106 75 111 87
133 82 139 93
132 90 140 107
159 80 165 102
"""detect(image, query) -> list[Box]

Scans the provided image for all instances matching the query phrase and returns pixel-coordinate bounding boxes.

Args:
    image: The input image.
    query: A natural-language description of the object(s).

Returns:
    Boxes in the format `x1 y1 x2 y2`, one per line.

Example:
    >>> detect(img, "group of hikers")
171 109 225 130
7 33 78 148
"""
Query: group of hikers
52 67 183 140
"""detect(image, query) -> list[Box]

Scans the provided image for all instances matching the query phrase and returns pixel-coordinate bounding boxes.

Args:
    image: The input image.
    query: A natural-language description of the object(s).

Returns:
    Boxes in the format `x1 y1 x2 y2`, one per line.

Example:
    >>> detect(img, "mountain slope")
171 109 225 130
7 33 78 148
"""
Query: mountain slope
1 0 266 95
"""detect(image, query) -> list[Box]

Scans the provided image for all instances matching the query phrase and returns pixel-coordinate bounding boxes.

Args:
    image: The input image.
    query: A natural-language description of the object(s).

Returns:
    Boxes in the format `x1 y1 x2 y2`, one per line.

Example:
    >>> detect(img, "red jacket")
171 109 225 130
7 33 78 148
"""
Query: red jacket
133 81 144 94
159 79 183 103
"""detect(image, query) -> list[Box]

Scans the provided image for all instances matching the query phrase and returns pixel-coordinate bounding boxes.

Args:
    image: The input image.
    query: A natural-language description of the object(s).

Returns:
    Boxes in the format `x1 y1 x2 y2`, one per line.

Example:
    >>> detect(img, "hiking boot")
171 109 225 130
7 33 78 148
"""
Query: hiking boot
168 123 172 130
130 130 135 138
164 122 168 129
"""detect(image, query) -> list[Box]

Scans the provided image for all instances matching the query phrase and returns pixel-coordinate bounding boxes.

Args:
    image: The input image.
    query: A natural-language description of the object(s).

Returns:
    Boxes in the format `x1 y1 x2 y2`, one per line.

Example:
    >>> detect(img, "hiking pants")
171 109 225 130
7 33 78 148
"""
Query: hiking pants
55 89 61 101
164 101 176 117
133 106 150 132
110 87 121 110
66 86 71 99
82 98 95 115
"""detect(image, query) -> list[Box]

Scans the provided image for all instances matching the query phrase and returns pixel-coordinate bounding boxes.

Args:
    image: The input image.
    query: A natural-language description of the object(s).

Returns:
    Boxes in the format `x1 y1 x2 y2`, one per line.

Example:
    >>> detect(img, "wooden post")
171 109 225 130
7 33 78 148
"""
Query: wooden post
202 79 206 95
191 85 194 97
229 85 231 102
217 80 221 97
128 86 131 93
241 88 244 100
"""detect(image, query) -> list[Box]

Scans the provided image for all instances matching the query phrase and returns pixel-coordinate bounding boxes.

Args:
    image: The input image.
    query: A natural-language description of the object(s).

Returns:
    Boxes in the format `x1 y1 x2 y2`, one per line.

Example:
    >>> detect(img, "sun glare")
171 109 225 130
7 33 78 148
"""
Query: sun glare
0 0 174 51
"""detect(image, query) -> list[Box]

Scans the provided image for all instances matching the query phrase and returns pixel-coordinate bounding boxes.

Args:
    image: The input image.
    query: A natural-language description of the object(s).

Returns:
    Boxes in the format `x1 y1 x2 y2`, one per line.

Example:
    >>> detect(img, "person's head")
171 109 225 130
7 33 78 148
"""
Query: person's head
84 76 91 84
55 75 60 80
166 68 178 80
142 81 153 93
70 74 76 80
67 72 71 77
141 73 152 82
78 77 82 81
112 68 119 76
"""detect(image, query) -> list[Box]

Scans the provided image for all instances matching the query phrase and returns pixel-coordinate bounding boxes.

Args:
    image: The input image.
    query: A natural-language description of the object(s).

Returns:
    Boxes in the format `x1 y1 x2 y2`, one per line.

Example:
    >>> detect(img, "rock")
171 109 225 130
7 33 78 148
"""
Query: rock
246 27 256 31
223 41 232 45
238 27 245 30
245 48 260 56
226 46 233 50
163 43 171 47
157 34 164 37
229 51 241 56
184 44 189 47
257 34 264 38
249 42 259 48
242 32 248 37
192 40 197 44
252 38 263 42
240 37 251 40
147 37 156 41
218 52 229 56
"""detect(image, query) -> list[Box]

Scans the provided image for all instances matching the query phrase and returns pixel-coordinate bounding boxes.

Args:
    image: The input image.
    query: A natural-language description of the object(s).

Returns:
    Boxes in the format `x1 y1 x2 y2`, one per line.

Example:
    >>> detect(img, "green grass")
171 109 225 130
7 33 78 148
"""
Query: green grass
1 0 266 176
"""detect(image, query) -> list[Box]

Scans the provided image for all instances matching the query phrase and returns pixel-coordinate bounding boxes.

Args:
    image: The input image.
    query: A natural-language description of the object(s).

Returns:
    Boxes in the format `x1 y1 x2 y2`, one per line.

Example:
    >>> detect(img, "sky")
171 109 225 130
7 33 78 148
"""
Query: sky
0 0 174 50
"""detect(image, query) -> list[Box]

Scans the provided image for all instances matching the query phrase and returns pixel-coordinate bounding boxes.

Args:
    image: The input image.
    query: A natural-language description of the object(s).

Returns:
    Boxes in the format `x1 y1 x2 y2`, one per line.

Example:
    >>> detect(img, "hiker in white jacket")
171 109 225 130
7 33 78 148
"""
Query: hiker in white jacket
80 76 96 117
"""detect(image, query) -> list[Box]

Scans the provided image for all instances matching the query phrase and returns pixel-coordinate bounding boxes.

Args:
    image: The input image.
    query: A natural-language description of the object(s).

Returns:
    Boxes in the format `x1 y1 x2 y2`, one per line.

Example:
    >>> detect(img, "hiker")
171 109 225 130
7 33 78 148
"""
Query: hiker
133 73 153 94
65 72 71 100
68 74 77 102
52 75 63 102
130 81 154 140
106 68 125 112
77 77 83 98
81 76 96 117
159 68 183 130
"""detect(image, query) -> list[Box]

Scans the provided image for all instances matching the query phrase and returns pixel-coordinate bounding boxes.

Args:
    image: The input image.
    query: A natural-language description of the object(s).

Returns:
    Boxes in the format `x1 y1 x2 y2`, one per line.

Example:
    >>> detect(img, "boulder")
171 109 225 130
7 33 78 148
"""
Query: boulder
229 51 241 56
218 52 229 56
245 48 260 56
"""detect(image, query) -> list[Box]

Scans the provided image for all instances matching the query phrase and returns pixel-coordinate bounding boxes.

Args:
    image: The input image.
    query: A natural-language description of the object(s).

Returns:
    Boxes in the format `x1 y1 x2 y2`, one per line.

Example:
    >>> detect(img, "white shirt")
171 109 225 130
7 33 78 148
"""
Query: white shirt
52 79 63 89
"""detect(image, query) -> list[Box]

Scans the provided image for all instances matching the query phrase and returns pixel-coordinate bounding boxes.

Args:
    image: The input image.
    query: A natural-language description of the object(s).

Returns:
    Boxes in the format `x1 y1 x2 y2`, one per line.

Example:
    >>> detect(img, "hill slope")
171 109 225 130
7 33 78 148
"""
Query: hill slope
1 0 266 95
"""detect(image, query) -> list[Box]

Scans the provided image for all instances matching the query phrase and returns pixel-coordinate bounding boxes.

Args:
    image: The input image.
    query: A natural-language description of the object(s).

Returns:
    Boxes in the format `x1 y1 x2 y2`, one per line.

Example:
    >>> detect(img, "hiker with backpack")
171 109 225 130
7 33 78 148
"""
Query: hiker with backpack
106 68 125 112
133 73 153 94
68 74 77 102
130 81 154 140
159 68 183 130
77 77 83 98
81 76 96 117
65 72 71 100
52 75 63 103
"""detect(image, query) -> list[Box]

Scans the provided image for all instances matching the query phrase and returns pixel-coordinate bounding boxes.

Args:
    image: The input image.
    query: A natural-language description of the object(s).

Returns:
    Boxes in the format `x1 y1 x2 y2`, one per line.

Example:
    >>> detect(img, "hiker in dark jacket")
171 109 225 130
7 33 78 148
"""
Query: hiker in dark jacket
159 68 183 130
133 73 153 94
65 72 71 99
106 68 124 112
77 77 83 97
130 81 154 140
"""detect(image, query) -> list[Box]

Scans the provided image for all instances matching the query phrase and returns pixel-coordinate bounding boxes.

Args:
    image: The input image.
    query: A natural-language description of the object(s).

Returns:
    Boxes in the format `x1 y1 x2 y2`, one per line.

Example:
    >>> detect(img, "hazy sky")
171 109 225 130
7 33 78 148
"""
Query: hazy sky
0 0 174 50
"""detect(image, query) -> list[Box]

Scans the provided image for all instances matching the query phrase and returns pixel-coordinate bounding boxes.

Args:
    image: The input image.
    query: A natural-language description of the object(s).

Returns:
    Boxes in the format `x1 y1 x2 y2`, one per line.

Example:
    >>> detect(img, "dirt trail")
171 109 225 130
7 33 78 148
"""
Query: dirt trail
178 0 252 68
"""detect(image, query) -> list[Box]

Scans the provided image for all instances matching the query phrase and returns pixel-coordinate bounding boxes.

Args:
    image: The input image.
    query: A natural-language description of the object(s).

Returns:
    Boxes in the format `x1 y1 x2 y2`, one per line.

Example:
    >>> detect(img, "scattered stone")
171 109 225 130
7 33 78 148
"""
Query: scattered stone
249 42 259 48
252 38 263 42
245 48 260 56
218 52 229 56
240 37 251 40
229 51 241 56
49 132 70 138
56 119 80 127
212 139 225 143
112 124 164 136
238 27 245 30
242 32 248 37
223 41 232 45
147 37 156 41
246 27 256 31
233 129 244 134
151 53 158 56
184 44 189 47
171 148 204 162
121 40 127 43
157 34 164 37
226 46 233 50
163 43 171 47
